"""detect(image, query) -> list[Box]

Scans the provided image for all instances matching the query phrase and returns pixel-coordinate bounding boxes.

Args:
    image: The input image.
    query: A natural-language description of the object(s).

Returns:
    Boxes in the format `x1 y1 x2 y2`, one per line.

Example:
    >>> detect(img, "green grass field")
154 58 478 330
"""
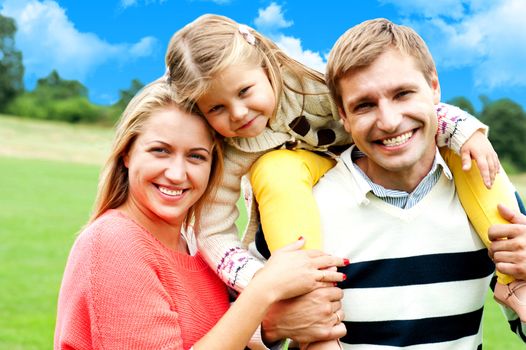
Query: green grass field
1 115 525 349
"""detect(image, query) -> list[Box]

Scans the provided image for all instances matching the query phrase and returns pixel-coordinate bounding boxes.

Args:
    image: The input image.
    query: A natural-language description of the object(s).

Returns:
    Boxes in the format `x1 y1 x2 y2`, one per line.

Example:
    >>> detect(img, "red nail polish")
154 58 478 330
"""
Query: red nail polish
298 236 304 240
342 274 347 280
343 258 350 265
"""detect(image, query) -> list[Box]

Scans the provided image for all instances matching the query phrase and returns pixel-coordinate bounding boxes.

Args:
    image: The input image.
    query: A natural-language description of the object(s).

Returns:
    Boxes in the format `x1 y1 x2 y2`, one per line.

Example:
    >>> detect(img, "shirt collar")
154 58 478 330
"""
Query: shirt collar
340 145 452 205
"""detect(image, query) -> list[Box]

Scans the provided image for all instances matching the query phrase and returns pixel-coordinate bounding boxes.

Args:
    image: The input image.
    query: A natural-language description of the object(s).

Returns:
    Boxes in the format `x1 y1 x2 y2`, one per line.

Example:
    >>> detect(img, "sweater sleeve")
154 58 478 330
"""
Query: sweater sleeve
435 102 488 153
196 144 266 292
55 219 185 350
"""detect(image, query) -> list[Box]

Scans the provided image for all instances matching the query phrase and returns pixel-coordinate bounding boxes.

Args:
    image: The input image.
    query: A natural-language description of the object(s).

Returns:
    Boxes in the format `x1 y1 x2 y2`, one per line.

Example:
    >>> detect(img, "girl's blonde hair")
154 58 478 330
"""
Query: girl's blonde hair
326 18 437 110
90 78 223 231
165 13 324 117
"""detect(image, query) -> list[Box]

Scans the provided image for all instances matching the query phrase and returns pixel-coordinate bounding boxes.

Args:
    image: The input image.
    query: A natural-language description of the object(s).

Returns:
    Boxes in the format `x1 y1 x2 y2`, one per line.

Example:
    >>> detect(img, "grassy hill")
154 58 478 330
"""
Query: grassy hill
1 114 525 349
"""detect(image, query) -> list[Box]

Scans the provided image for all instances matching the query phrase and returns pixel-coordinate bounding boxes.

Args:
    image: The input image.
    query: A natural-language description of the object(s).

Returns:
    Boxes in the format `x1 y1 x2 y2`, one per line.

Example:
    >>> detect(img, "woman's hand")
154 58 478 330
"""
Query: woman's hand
254 237 348 303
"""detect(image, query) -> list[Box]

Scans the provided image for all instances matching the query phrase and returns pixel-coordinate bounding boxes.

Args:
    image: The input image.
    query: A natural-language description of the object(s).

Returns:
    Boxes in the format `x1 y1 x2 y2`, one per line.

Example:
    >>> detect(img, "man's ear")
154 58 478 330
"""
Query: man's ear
338 106 352 133
430 71 441 104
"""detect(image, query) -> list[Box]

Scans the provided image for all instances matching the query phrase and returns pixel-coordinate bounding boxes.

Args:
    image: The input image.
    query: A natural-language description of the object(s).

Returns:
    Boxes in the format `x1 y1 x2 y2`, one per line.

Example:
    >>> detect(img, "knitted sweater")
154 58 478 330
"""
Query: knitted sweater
197 71 488 291
54 210 230 350
314 146 525 348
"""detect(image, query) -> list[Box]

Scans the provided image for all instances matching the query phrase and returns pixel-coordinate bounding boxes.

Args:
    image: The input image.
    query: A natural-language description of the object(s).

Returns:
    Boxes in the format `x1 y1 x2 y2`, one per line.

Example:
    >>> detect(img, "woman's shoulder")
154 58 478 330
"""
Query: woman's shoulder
76 210 149 256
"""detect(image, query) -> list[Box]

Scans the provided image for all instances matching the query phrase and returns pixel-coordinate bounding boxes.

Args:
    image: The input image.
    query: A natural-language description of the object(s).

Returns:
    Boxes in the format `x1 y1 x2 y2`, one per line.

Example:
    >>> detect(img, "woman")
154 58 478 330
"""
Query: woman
54 79 346 350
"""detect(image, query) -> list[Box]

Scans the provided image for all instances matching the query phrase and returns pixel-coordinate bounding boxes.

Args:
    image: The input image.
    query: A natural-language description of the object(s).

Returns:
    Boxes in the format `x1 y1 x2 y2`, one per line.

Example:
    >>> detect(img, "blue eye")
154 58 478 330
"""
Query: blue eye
189 153 207 161
354 102 375 113
208 105 223 114
239 86 250 96
150 147 169 154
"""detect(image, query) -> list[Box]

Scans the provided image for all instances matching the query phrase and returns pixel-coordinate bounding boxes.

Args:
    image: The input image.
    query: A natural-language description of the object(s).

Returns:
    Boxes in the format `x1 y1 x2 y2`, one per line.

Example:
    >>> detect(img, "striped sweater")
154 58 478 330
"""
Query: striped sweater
313 146 525 349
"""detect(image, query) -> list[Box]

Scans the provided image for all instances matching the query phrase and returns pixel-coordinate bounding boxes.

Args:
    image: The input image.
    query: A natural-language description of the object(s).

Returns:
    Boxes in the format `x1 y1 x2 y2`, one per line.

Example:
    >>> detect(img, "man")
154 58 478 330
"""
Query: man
313 18 526 348
261 18 526 349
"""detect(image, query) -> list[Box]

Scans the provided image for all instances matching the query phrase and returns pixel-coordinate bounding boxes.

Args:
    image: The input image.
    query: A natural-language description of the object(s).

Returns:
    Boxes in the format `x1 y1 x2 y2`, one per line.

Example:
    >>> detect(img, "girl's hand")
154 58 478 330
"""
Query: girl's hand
460 130 500 189
255 238 348 303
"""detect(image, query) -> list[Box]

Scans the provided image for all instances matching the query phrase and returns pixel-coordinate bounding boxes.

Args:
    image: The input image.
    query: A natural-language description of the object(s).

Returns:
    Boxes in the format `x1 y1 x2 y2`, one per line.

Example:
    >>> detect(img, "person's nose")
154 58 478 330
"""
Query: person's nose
164 156 187 183
376 100 402 133
230 101 248 121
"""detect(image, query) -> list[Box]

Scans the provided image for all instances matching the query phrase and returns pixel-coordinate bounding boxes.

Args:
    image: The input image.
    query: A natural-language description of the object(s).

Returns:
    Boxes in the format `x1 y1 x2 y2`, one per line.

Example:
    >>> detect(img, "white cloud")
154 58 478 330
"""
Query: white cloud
254 2 293 32
1 0 159 82
254 3 325 73
388 0 526 90
275 35 326 73
119 0 167 9
379 0 469 20
120 0 137 8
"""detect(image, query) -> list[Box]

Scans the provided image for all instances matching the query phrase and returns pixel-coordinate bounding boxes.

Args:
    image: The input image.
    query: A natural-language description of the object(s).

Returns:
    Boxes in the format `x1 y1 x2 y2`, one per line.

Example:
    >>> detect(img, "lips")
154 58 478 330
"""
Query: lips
237 116 258 130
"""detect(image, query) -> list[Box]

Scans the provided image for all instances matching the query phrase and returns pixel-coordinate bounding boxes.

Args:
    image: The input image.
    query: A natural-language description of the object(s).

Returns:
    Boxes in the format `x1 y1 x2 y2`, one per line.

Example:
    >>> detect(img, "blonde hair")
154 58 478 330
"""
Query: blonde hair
165 13 324 117
326 18 437 109
90 78 223 231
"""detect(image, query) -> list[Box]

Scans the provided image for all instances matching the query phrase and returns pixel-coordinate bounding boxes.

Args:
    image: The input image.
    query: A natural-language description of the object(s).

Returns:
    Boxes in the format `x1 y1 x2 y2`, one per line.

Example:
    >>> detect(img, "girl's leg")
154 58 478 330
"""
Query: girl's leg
250 149 335 252
442 149 526 320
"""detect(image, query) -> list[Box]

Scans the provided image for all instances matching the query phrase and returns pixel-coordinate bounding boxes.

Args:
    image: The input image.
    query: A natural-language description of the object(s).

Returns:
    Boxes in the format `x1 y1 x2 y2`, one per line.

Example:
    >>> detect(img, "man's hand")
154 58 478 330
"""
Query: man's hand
261 287 346 345
489 204 526 279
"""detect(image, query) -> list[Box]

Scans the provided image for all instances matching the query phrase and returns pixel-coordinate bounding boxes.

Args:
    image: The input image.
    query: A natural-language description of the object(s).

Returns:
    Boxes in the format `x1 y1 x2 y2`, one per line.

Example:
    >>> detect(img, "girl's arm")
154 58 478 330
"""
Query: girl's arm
435 102 499 187
193 239 347 350
196 145 267 291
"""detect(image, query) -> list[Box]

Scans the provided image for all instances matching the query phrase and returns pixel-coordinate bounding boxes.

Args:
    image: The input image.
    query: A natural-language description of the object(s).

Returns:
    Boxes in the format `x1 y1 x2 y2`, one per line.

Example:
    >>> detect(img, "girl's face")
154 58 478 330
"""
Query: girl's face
124 106 213 228
196 64 276 138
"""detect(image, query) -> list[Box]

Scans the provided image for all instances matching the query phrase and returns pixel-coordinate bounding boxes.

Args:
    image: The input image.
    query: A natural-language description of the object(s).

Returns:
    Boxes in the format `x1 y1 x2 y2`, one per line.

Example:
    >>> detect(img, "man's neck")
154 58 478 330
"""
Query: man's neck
355 152 436 193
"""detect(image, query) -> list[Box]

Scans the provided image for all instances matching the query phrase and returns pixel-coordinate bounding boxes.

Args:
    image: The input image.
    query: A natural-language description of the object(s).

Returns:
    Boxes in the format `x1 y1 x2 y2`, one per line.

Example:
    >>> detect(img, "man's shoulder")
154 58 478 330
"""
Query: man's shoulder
314 156 361 201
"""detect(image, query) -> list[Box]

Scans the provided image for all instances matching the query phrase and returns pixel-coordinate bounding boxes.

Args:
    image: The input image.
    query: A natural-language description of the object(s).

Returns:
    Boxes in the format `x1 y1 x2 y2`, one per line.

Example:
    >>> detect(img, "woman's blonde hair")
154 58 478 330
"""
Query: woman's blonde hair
90 78 223 230
326 18 437 110
165 13 324 117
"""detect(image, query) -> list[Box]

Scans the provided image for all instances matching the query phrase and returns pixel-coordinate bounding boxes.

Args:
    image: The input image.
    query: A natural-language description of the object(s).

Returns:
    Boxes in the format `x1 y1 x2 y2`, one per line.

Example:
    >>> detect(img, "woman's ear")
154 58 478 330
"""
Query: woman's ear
123 153 130 168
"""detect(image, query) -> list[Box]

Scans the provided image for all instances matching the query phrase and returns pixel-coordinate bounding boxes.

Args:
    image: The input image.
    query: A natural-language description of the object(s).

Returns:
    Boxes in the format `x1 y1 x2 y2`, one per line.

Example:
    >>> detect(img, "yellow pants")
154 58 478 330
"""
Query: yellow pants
250 148 519 284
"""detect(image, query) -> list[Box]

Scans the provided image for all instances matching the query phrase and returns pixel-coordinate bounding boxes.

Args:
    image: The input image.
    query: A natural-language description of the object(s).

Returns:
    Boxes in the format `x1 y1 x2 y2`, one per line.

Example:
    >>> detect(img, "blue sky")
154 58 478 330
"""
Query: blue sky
1 0 526 112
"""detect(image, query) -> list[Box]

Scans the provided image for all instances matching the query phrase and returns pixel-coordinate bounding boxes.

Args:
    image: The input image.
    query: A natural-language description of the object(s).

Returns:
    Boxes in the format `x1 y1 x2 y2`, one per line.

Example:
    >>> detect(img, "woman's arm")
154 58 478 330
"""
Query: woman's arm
193 239 347 350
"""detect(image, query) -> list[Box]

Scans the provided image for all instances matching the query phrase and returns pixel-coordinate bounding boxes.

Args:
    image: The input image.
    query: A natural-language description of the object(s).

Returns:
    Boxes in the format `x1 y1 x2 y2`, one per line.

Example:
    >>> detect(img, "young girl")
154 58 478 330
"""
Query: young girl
165 14 525 343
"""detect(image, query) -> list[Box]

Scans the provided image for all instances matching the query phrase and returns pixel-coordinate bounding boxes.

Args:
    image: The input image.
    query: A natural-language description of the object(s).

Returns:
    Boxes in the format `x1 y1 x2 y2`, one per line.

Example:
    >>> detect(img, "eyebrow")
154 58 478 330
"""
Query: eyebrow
148 140 211 154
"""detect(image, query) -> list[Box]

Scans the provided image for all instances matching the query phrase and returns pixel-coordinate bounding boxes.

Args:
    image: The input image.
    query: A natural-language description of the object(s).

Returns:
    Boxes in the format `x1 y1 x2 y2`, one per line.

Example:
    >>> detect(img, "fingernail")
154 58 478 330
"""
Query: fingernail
343 258 350 265
342 274 347 280
298 236 304 240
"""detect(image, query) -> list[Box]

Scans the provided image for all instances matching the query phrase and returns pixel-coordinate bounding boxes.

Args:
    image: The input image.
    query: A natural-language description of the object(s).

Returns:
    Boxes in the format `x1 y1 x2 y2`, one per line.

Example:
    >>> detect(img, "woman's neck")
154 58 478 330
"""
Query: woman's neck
117 200 188 254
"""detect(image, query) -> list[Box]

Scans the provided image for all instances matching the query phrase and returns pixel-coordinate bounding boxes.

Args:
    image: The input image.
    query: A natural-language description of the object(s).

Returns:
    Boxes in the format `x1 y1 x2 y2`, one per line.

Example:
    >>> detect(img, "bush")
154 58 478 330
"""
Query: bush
5 93 117 125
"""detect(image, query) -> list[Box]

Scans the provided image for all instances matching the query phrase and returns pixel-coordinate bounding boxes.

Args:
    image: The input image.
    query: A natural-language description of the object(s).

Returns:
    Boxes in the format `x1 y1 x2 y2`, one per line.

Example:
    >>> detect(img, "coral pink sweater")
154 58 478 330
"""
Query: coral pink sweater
54 210 230 350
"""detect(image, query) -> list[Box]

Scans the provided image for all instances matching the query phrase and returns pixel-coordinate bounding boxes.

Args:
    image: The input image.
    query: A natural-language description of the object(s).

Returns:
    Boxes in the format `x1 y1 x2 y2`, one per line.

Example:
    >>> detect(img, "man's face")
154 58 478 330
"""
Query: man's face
338 48 441 189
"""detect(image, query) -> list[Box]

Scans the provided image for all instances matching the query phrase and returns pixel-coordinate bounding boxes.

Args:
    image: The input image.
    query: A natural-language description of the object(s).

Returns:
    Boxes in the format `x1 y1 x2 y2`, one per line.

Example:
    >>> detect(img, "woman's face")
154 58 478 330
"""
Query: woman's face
124 106 214 228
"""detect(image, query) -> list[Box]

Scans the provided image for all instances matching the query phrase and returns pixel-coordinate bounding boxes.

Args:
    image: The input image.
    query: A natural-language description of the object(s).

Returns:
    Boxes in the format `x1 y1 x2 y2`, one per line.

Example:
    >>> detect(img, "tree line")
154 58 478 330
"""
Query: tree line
0 14 143 126
1 14 525 172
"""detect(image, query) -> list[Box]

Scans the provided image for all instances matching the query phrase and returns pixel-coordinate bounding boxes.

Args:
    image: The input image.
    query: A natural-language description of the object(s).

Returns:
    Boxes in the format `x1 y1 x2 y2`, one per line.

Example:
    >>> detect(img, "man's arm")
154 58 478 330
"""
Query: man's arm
489 204 526 342
261 287 346 346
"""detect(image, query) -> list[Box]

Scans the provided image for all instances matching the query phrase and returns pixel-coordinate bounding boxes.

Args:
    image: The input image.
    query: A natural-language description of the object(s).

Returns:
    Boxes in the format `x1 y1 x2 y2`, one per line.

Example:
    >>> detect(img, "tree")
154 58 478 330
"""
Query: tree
35 70 88 99
480 98 526 171
115 79 144 109
447 96 477 117
0 14 24 111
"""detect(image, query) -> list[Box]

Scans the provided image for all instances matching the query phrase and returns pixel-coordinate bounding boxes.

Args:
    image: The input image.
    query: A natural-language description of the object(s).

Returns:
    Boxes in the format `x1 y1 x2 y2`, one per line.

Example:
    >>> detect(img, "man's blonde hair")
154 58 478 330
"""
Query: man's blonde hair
326 18 437 109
